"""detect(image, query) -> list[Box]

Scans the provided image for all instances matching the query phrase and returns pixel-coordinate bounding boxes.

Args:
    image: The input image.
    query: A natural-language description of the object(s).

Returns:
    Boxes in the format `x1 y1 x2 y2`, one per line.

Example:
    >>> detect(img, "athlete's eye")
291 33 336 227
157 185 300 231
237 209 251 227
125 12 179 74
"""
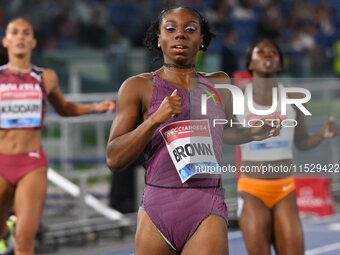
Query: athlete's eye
10 29 18 35
185 26 196 32
165 26 176 32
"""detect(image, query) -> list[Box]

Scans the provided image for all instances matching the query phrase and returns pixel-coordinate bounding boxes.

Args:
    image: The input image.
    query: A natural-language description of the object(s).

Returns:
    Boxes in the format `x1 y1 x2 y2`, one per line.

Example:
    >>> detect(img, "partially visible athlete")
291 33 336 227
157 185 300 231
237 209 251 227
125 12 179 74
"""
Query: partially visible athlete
237 38 339 255
0 18 115 255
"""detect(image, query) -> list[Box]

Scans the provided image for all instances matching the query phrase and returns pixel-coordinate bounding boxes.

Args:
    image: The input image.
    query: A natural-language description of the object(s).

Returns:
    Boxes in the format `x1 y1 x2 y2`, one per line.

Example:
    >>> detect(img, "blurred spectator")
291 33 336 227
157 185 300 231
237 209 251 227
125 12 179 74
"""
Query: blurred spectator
316 1 335 36
221 31 238 76
106 29 130 91
58 16 78 48
0 0 339 77
258 0 283 41
231 0 257 20
75 0 108 48
291 24 317 53
230 0 259 54
204 0 231 53
333 36 340 77
205 0 230 31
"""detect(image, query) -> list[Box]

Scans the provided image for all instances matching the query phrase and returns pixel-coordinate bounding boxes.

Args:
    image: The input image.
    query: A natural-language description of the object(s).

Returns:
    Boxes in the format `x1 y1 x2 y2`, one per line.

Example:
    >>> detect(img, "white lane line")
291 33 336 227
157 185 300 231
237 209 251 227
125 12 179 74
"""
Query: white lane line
303 222 340 232
306 242 340 255
328 223 340 231
302 214 340 225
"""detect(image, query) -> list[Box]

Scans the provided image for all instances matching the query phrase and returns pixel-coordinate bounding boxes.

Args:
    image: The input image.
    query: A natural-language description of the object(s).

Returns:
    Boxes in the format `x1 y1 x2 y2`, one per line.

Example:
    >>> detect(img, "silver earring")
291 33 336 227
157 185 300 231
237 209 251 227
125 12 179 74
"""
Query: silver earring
158 43 161 48
200 44 204 49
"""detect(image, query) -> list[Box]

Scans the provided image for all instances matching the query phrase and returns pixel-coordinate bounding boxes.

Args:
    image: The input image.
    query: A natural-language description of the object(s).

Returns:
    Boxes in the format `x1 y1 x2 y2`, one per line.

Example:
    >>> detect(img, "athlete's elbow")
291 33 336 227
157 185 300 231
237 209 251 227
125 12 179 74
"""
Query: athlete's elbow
106 157 118 172
106 155 125 172
295 142 309 151
58 111 70 117
106 145 120 172
56 108 73 117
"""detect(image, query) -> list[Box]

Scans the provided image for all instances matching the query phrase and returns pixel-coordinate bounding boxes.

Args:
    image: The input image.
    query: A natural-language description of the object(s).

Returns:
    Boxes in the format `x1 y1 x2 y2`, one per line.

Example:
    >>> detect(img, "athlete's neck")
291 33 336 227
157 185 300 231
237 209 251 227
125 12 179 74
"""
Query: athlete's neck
163 63 195 69
161 64 197 90
8 62 32 74
163 63 196 76
252 76 278 94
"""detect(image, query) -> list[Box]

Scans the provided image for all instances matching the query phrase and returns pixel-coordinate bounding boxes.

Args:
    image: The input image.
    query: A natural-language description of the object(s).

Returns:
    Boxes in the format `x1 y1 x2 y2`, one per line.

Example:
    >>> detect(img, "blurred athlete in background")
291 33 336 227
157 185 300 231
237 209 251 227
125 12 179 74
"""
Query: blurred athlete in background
0 18 115 255
237 38 339 255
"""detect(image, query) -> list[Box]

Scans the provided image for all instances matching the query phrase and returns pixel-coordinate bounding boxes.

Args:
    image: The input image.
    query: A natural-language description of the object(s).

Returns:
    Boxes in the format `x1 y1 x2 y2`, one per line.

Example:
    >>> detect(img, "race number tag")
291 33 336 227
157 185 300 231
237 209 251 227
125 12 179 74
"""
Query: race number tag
160 119 220 183
0 89 42 128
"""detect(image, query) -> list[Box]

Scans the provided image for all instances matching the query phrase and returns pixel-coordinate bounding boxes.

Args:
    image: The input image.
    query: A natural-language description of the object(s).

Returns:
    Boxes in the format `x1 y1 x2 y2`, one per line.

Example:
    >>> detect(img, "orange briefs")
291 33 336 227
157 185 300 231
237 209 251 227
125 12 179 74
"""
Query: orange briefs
237 176 296 209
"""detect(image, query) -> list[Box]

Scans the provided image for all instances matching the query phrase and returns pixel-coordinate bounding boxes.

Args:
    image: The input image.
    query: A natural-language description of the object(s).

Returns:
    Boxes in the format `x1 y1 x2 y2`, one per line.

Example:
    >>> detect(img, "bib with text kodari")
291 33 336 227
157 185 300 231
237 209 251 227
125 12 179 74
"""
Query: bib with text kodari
0 84 42 128
160 119 220 183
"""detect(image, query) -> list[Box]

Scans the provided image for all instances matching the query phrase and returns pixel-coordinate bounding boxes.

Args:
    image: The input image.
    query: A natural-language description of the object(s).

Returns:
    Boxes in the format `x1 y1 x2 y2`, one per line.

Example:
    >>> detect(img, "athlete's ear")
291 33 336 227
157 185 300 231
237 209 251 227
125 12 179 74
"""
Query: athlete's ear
31 38 37 49
248 62 253 72
248 58 255 72
157 36 161 49
2 37 8 48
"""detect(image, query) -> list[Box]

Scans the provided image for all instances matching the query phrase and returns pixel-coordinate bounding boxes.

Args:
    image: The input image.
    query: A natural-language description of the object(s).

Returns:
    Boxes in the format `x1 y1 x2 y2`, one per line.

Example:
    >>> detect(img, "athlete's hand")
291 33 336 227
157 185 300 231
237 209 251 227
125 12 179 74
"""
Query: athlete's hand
319 116 339 139
249 117 282 141
92 100 116 113
152 89 182 124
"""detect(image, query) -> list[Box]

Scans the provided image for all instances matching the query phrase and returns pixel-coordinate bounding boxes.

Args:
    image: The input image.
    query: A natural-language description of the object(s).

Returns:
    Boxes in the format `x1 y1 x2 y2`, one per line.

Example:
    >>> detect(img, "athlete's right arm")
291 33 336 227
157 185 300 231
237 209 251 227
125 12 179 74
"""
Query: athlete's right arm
106 75 181 172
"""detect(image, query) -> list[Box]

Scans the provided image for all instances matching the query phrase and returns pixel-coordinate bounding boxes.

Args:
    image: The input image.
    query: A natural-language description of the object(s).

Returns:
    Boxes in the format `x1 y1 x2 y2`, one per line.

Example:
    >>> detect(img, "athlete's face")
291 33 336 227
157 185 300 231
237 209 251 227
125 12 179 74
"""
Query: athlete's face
158 8 203 66
2 19 36 57
248 41 282 77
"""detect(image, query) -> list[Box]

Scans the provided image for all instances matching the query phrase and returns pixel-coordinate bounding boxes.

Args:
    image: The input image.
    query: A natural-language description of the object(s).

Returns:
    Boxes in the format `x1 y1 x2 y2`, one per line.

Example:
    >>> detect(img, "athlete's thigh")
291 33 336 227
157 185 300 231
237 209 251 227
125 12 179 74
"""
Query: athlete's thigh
181 214 228 255
14 167 47 238
238 191 272 255
0 176 14 236
135 209 178 255
272 191 304 255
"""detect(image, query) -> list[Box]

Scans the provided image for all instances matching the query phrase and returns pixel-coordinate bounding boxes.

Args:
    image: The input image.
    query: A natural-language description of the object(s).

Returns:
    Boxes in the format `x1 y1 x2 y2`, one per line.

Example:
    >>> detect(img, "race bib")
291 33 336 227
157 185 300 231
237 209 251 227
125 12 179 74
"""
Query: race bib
160 119 220 183
0 89 42 128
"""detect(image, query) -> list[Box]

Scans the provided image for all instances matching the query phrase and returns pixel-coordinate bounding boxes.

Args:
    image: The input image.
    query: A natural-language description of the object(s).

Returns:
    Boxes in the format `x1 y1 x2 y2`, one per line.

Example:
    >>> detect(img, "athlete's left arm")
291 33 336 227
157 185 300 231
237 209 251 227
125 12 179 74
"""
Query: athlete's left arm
207 72 281 144
294 108 339 151
43 69 115 116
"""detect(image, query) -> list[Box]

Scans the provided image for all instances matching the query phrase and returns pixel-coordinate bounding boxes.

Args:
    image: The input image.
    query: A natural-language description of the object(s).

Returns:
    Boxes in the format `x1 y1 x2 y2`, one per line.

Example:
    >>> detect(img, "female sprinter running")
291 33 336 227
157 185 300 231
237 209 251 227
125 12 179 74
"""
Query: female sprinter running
237 38 339 255
106 7 280 255
0 18 115 255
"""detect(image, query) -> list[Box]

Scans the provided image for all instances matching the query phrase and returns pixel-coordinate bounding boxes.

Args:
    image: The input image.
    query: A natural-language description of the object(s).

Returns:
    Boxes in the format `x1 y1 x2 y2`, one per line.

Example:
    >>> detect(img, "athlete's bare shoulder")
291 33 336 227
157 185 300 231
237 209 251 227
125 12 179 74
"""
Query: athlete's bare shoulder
42 69 59 94
120 73 153 89
200 71 231 81
136 72 154 81
196 71 233 115
42 68 57 81
117 72 154 100
198 71 232 98
277 84 304 100
42 68 57 78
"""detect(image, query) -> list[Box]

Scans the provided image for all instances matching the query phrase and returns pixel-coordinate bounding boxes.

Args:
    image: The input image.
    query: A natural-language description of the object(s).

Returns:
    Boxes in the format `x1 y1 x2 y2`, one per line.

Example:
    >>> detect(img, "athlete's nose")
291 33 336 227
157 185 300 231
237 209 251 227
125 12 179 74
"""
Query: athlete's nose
263 49 272 58
17 31 25 41
175 28 186 40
